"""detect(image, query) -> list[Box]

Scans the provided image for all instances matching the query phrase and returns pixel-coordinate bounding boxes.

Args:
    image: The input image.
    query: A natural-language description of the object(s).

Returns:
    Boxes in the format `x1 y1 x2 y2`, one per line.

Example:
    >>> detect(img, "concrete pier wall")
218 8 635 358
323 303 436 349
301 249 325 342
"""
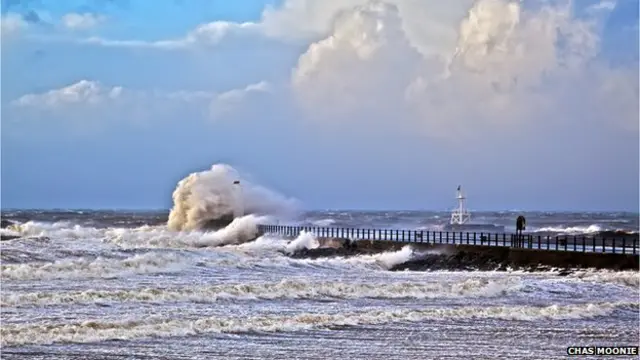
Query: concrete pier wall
310 237 639 271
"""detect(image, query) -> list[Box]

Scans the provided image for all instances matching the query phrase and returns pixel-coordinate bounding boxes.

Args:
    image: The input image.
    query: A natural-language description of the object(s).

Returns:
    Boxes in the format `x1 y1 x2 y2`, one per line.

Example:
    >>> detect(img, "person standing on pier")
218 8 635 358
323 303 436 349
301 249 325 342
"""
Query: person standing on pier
516 215 526 247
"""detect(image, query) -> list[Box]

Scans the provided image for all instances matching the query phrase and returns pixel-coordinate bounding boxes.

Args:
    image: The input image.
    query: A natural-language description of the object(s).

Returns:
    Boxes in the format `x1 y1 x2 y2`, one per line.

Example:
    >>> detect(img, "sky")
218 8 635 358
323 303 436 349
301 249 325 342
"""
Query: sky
1 0 639 211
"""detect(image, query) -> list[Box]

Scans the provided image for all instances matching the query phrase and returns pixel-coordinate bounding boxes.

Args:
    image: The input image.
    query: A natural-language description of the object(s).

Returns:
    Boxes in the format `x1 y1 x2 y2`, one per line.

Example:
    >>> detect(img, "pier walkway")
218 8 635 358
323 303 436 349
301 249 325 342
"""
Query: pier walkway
257 224 638 255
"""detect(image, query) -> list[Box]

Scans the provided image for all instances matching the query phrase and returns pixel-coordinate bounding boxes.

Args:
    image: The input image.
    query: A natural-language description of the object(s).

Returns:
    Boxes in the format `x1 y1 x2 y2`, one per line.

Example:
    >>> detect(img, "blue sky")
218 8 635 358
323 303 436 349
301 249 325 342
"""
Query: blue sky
1 0 638 211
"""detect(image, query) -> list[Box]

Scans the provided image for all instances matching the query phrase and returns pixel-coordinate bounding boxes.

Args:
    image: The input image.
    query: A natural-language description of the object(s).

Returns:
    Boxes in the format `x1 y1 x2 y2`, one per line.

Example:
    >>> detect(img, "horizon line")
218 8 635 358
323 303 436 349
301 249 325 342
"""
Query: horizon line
1 207 638 214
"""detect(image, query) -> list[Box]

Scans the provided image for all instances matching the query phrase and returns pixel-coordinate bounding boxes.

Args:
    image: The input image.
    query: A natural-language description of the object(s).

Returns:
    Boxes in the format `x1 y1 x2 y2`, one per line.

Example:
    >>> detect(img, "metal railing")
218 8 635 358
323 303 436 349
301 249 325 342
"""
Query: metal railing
257 224 639 255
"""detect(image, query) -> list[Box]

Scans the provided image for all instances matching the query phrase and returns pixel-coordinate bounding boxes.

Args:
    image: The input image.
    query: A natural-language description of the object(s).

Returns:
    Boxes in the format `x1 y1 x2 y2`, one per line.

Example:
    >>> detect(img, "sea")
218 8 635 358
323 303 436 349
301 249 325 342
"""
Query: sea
1 209 639 360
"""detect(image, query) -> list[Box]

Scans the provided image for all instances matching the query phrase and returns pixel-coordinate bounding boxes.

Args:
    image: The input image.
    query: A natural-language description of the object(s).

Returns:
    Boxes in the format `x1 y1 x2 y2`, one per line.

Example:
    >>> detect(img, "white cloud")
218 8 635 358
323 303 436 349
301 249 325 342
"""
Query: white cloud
13 80 120 107
210 81 272 119
11 80 271 122
9 0 637 140
62 13 105 30
586 0 617 13
292 2 422 121
1 13 28 37
289 0 637 138
75 21 260 50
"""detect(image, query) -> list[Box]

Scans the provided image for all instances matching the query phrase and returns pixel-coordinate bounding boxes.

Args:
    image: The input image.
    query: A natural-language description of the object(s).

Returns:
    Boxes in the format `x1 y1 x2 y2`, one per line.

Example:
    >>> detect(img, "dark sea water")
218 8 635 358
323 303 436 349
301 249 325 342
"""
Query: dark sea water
1 210 638 359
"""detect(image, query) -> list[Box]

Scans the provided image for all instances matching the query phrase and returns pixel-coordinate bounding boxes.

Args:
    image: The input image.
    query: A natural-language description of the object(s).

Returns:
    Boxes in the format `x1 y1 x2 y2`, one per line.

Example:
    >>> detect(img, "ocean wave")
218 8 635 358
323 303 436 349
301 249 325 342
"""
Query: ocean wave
284 231 320 254
311 218 336 227
2 301 632 346
533 225 603 234
107 214 265 249
167 163 298 231
1 252 190 281
566 269 640 288
1 277 521 307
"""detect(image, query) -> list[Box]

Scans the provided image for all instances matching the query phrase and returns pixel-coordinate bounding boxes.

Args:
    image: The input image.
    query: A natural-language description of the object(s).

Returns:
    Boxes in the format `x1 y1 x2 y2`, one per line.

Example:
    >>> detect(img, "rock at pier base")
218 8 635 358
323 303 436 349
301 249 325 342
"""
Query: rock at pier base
1 219 14 228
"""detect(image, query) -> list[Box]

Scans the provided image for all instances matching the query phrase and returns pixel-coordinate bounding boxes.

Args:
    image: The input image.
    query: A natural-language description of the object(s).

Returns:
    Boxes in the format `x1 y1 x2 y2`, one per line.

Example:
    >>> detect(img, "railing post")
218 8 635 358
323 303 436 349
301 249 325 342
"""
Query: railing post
592 236 595 253
582 236 585 253
612 237 615 254
537 235 541 250
602 237 605 253
622 237 626 254
573 236 577 252
634 238 637 255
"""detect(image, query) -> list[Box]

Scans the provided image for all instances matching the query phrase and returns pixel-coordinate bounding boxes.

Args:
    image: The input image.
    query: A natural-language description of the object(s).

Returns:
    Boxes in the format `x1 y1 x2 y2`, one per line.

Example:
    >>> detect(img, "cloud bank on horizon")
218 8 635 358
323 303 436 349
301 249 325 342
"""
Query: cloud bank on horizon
1 0 638 211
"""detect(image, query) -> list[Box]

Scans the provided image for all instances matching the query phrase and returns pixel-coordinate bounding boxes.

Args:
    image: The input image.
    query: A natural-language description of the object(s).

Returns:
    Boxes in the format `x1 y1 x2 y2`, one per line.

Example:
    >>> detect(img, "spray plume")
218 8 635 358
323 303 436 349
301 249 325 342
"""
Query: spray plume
167 164 298 231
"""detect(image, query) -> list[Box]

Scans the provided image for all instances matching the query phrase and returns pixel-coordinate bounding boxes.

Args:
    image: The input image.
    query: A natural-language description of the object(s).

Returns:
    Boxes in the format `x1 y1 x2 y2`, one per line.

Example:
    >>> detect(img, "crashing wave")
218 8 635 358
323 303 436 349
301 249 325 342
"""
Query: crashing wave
167 164 298 231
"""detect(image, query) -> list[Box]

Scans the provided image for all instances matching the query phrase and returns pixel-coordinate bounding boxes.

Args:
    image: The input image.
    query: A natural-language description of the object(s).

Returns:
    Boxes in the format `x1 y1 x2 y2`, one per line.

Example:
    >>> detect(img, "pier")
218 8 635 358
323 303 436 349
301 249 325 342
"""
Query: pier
257 224 639 255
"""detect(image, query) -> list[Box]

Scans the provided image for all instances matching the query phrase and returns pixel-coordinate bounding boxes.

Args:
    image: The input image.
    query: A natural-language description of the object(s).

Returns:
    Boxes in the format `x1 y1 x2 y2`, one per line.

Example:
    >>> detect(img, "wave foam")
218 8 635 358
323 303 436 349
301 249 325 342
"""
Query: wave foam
2 301 630 346
108 215 265 249
311 218 336 227
1 252 189 281
1 277 520 307
285 231 319 254
286 245 418 271
534 225 603 234
567 269 640 288
7 221 104 240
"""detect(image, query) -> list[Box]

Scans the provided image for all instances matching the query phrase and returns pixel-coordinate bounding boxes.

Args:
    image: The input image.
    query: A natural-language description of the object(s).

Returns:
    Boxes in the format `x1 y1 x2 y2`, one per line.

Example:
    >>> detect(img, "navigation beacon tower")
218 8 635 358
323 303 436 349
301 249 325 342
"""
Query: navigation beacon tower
449 185 471 225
